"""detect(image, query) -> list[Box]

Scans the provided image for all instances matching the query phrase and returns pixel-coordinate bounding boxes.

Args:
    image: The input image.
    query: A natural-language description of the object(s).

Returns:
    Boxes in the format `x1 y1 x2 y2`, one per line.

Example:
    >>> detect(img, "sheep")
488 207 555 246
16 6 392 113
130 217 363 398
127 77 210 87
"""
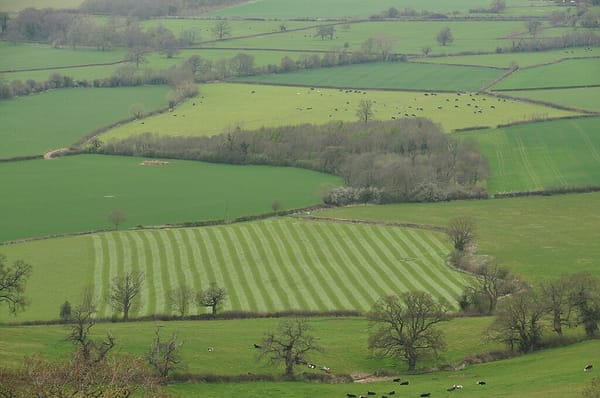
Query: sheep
207 346 214 352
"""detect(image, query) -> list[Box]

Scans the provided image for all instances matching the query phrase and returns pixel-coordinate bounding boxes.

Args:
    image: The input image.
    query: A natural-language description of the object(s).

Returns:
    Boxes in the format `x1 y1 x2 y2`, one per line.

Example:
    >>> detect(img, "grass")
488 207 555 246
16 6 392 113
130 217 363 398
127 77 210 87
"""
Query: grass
492 58 600 90
0 86 170 159
0 154 340 243
0 42 125 72
501 87 600 112
414 47 600 68
0 216 470 321
316 192 600 282
0 0 84 11
234 62 504 92
98 83 579 141
461 117 600 193
205 0 562 18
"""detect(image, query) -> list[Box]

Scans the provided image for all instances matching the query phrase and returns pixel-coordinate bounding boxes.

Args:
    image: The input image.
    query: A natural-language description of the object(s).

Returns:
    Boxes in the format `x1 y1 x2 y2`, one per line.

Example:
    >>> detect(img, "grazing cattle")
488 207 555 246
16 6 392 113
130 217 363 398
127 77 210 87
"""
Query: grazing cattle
253 343 261 349
400 381 409 385
477 380 486 385
392 378 401 382
455 385 463 389
420 393 431 397
367 392 376 396
584 364 593 372
207 346 213 352
388 390 395 395
346 394 356 398
447 386 456 392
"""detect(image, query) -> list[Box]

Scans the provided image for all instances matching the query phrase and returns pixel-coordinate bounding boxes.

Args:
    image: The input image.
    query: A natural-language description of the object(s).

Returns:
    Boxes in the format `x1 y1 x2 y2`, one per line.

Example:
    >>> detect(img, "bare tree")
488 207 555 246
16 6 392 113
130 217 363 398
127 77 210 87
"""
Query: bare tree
146 327 183 381
168 285 195 318
356 99 375 123
257 318 323 377
487 290 545 353
447 216 475 251
67 304 115 364
129 103 145 119
197 283 227 316
211 19 231 40
0 254 32 314
109 271 144 321
525 19 542 36
490 0 507 13
315 25 335 40
436 26 454 46
107 209 127 230
569 272 600 337
477 262 520 314
373 34 396 60
539 277 575 335
367 292 449 371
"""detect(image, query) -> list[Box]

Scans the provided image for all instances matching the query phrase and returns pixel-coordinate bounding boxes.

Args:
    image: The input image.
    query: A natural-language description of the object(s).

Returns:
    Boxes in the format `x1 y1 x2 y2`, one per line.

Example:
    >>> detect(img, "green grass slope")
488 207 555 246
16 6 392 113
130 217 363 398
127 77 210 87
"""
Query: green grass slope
462 117 600 193
501 87 600 112
0 155 341 243
316 192 600 282
0 86 169 159
0 218 470 322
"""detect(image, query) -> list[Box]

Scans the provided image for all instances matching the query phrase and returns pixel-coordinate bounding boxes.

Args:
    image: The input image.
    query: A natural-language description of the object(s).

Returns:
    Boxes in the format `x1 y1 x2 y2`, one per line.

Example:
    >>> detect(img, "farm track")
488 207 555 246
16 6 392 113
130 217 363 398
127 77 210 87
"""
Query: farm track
91 218 469 317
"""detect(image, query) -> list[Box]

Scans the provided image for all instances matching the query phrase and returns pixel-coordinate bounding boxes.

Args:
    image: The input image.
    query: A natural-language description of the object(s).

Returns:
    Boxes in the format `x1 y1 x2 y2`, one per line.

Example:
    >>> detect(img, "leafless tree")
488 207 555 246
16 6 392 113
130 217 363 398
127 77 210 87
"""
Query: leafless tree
107 209 127 230
478 262 520 314
539 277 575 335
197 283 227 316
356 99 375 123
211 19 231 40
147 327 183 381
257 318 323 377
168 285 195 318
109 271 144 321
437 26 454 46
368 292 449 371
0 254 32 315
447 216 475 251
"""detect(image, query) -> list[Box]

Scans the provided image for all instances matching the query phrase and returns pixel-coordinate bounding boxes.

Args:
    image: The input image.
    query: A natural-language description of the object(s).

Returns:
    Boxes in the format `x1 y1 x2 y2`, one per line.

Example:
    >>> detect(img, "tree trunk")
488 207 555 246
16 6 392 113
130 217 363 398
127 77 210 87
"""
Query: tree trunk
211 304 217 316
553 312 563 335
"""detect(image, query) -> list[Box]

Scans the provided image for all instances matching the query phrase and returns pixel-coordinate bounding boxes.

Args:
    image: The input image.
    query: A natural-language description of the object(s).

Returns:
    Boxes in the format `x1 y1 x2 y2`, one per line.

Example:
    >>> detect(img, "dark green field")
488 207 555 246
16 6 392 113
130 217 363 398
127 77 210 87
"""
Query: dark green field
0 155 341 242
0 86 170 159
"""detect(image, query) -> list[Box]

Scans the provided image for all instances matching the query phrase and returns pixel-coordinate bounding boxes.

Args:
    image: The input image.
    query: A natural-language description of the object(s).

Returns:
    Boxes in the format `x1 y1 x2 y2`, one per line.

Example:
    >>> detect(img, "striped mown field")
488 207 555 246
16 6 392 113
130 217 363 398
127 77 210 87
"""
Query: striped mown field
90 218 470 318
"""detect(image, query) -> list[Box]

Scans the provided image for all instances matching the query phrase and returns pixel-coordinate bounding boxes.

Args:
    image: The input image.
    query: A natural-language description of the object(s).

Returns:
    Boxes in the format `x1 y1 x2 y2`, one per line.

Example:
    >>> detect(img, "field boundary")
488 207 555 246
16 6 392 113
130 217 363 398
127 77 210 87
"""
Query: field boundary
299 215 448 233
0 59 127 74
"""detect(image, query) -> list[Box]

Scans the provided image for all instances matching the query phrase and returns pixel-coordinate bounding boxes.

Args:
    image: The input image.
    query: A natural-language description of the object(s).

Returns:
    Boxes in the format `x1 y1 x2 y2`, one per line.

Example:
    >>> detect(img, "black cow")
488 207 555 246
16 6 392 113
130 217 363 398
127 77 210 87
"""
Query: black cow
477 380 486 385
400 381 409 385
584 364 593 372
420 394 431 397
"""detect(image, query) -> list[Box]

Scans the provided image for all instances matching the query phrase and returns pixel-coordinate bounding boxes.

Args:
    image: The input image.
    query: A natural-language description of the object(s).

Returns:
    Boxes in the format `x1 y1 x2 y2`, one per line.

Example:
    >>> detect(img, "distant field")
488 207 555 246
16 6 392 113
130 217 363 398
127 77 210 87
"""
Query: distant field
211 20 528 55
0 155 340 243
0 86 169 159
492 58 600 90
501 87 600 112
0 0 83 11
462 117 600 193
205 0 560 18
0 217 470 321
98 83 579 140
234 62 504 91
317 192 600 282
0 43 125 72
414 48 599 68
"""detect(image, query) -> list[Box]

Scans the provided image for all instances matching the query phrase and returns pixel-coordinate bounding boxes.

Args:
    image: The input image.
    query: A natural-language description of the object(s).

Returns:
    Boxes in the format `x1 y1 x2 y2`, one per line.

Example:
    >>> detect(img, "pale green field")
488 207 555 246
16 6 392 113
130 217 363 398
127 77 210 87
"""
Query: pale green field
99 83 579 141
0 217 470 322
414 47 600 68
501 87 600 112
0 0 83 11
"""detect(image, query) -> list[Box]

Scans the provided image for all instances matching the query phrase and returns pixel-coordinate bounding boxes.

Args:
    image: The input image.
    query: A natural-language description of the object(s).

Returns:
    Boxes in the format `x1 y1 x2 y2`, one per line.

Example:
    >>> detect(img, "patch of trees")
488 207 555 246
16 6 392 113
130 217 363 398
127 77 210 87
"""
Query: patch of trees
79 0 246 18
502 31 600 53
98 118 489 204
371 7 448 20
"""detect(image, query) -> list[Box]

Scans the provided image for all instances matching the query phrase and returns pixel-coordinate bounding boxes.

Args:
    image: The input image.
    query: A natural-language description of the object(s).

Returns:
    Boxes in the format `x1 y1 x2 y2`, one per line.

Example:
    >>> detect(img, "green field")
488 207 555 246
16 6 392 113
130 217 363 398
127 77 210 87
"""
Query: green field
99 83 579 140
414 47 600 68
0 86 170 159
492 58 600 90
205 0 561 18
0 43 125 72
501 87 600 112
317 192 600 282
0 217 470 321
0 0 84 11
212 20 529 55
234 62 504 92
0 154 340 243
462 117 600 193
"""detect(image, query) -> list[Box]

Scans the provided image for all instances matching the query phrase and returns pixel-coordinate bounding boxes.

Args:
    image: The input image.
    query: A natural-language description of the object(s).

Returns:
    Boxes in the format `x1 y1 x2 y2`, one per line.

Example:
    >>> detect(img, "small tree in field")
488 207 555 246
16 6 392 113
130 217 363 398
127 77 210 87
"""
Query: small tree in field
109 271 144 321
168 285 195 318
107 209 127 230
129 103 145 118
60 300 72 323
437 26 454 46
356 99 375 123
447 216 475 251
197 283 227 316
0 254 32 315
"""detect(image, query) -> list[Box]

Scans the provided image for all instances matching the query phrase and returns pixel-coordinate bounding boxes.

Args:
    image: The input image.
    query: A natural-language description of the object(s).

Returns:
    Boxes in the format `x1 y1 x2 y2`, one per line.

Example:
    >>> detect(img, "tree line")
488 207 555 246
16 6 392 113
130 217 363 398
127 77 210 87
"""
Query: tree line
97 118 489 204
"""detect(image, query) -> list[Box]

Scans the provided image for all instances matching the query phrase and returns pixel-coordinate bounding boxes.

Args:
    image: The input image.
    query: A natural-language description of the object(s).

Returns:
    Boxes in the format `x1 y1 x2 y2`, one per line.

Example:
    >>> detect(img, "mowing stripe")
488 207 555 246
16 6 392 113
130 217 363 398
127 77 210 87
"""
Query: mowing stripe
143 231 167 315
276 220 338 310
104 233 120 317
295 222 362 310
118 232 136 317
129 232 151 315
187 229 212 315
540 138 568 186
366 226 412 293
495 149 506 177
256 221 306 310
153 231 173 314
306 222 373 310
237 224 281 312
212 227 247 311
264 221 316 310
196 228 230 310
226 227 267 312
92 234 107 317
179 229 202 293
171 229 196 292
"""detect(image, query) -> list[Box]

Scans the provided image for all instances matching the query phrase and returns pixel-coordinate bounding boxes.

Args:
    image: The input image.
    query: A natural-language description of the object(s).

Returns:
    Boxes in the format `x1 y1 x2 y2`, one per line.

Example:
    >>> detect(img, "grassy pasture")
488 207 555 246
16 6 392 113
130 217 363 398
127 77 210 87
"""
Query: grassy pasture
99 83 579 141
492 58 600 90
0 86 169 159
317 192 600 282
0 42 125 72
205 0 560 18
414 47 600 68
462 117 600 193
0 155 340 243
234 61 504 91
501 87 600 112
0 0 83 12
211 20 528 55
0 217 470 322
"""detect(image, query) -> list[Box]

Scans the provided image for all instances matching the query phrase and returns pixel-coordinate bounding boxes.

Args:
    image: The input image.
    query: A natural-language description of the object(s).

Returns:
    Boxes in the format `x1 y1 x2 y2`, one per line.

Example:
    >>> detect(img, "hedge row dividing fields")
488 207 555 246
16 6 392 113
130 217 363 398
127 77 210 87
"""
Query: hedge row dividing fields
90 218 470 318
